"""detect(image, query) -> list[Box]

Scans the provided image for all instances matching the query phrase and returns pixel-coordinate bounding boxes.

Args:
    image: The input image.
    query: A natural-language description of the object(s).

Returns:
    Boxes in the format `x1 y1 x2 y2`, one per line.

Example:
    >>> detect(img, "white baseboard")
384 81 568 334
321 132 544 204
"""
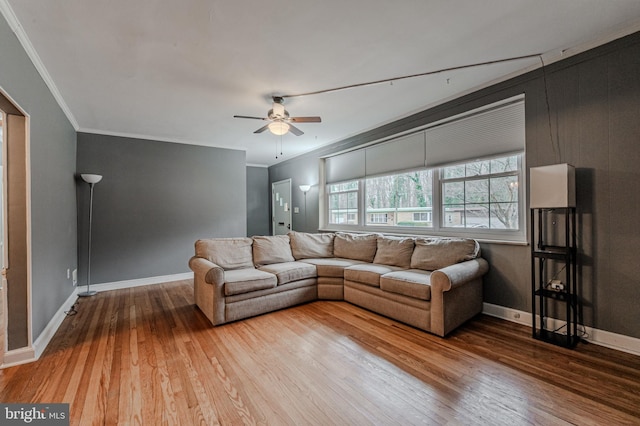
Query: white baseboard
88 272 193 293
2 346 35 368
2 272 193 368
483 302 640 357
32 288 81 360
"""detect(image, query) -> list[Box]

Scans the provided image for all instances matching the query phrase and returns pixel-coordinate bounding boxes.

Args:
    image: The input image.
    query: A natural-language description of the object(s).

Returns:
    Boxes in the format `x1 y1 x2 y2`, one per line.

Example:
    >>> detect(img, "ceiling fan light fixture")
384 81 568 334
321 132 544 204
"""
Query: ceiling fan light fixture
268 121 290 135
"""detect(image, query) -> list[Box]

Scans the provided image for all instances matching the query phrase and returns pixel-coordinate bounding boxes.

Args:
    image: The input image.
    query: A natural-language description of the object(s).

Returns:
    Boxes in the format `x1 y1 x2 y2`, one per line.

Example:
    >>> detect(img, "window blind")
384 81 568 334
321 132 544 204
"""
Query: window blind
325 149 366 184
365 131 426 176
325 98 524 182
425 100 525 167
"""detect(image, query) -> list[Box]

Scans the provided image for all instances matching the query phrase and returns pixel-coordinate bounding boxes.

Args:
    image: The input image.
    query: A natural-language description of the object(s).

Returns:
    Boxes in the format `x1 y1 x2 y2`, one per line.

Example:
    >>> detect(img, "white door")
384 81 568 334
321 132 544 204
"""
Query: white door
272 179 292 235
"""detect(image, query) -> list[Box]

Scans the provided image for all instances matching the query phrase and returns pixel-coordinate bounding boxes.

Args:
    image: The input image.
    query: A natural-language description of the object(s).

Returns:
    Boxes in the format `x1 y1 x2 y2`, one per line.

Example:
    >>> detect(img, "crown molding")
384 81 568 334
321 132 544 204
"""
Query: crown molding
77 127 248 153
0 0 79 129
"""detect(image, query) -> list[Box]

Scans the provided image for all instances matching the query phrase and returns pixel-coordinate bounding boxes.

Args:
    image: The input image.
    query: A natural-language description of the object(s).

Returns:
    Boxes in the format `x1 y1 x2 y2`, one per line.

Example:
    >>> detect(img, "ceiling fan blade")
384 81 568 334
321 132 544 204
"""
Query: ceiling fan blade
234 115 268 120
288 124 304 136
254 124 270 134
290 116 322 123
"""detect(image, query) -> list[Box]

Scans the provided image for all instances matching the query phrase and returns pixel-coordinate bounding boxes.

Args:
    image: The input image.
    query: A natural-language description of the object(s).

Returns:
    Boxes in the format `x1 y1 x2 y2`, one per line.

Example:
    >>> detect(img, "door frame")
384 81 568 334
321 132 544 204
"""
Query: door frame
272 179 292 235
0 86 33 367
0 110 5 364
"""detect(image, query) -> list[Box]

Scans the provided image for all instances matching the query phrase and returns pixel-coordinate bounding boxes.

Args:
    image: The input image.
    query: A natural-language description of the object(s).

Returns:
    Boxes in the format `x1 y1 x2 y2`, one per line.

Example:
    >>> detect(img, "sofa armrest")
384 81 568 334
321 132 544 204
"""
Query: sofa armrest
430 258 489 293
189 256 224 285
429 258 489 337
189 256 226 325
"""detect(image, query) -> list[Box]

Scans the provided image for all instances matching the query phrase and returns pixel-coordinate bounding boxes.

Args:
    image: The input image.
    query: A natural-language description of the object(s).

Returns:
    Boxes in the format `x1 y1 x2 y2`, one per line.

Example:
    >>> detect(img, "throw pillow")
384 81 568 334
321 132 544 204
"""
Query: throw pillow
288 231 335 259
373 236 415 268
410 237 480 270
333 232 378 262
252 235 295 266
195 238 254 270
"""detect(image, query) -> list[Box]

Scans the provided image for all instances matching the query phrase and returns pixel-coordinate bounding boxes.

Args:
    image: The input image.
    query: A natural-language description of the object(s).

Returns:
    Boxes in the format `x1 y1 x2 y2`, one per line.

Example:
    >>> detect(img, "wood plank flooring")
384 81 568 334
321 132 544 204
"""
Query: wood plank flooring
1 279 639 425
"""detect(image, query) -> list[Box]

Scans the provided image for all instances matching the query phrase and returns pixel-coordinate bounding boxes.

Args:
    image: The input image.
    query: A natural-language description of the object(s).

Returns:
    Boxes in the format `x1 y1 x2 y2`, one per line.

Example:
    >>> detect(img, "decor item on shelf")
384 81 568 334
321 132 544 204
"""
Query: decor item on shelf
79 173 102 297
530 163 575 208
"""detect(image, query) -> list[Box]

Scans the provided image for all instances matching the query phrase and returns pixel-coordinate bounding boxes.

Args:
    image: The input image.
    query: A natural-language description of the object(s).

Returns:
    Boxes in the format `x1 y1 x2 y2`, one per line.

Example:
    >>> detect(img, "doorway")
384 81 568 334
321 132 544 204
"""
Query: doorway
272 179 292 235
0 112 4 363
0 92 30 366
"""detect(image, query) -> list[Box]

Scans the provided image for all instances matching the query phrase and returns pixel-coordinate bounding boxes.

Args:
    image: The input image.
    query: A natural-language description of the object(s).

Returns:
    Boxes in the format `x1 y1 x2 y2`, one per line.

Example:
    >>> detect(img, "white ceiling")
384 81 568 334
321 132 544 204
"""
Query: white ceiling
3 1 640 166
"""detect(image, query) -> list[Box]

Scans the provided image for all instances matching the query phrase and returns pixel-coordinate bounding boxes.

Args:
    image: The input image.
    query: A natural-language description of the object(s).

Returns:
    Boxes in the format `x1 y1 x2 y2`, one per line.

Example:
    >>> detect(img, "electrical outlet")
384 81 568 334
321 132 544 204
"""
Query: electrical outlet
72 269 78 286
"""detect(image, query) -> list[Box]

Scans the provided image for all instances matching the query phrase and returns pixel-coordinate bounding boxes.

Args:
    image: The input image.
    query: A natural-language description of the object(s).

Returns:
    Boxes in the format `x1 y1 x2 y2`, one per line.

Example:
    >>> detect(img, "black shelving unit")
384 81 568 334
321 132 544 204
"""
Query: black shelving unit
531 207 579 348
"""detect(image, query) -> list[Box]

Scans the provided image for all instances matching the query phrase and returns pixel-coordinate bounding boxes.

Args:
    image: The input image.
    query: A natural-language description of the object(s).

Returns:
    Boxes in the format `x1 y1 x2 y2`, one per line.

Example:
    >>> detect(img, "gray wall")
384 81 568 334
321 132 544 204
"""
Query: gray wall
76 133 246 285
0 14 78 348
246 166 270 237
269 155 321 234
269 31 640 339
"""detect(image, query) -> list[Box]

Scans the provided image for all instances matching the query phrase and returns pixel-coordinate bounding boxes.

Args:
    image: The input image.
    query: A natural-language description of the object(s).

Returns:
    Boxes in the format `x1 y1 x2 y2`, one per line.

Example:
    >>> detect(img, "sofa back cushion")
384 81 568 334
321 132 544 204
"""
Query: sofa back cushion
333 233 378 262
288 231 335 259
195 238 254 270
410 237 480 270
373 236 415 268
252 235 295 266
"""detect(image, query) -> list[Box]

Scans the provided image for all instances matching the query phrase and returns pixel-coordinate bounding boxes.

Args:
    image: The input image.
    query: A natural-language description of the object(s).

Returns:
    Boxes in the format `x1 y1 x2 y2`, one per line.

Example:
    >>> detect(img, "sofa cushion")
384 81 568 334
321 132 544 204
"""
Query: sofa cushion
259 261 317 285
302 258 366 277
411 237 480 271
195 238 254 270
224 268 277 296
373 236 415 268
333 233 378 262
380 269 432 301
252 235 295 266
344 263 406 287
288 231 335 259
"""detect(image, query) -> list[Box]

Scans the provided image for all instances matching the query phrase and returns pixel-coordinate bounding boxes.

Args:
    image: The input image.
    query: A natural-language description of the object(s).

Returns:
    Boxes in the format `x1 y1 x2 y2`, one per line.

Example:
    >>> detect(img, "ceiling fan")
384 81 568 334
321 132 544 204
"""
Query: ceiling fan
234 96 321 136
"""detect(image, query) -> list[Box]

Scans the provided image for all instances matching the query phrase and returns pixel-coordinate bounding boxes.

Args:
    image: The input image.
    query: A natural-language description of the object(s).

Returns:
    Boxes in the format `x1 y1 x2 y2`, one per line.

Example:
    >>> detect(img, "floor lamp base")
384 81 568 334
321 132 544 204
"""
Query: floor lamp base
78 290 97 297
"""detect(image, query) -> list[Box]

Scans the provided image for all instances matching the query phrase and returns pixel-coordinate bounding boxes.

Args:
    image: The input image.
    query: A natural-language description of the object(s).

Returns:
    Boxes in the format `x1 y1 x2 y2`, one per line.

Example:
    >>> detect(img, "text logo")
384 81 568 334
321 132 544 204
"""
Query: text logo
0 404 69 425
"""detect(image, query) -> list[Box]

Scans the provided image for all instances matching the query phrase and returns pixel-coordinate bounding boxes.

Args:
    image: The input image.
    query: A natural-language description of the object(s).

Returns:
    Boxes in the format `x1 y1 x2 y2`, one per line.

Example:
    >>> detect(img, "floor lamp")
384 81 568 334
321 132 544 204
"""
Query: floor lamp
299 185 311 228
79 173 102 297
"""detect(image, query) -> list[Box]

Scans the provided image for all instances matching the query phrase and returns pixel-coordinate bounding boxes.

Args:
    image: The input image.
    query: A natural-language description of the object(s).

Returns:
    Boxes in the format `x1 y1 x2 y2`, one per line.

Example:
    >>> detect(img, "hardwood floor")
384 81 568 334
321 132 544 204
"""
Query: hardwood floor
1 280 639 425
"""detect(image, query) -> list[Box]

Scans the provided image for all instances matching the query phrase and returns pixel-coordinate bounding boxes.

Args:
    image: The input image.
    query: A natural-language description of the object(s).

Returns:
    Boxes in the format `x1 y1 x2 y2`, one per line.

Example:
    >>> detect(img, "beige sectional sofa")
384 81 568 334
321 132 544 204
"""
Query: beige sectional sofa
189 231 489 337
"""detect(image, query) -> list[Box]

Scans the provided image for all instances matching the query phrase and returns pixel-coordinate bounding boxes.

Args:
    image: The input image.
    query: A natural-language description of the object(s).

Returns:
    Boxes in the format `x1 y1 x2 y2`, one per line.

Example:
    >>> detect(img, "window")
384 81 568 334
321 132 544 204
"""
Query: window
328 181 359 225
324 154 522 239
365 170 433 228
413 212 432 222
322 96 525 241
441 155 520 230
368 213 389 224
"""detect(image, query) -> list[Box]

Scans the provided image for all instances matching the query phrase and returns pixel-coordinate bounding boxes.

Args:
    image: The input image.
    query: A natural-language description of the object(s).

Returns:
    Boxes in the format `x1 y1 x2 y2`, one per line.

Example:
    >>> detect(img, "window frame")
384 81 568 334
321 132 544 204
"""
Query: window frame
435 153 525 241
322 152 526 242
326 181 360 227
